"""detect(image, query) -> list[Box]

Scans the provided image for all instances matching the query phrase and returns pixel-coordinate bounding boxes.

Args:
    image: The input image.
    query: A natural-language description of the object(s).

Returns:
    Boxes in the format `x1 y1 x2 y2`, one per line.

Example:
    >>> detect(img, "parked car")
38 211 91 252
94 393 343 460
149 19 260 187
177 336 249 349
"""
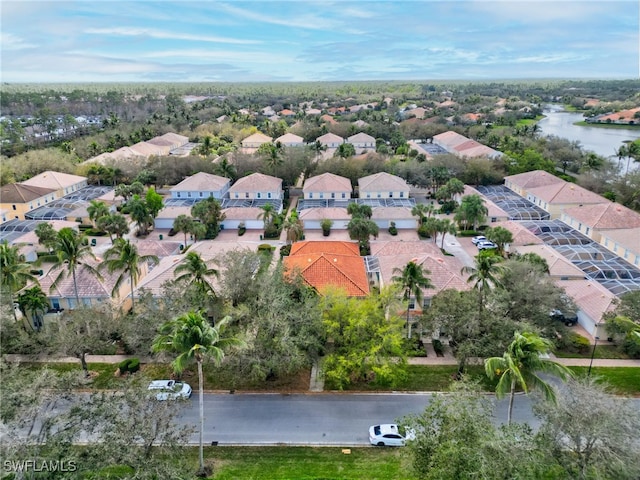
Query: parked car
477 240 498 250
148 380 192 401
550 309 578 327
471 235 487 245
368 424 415 446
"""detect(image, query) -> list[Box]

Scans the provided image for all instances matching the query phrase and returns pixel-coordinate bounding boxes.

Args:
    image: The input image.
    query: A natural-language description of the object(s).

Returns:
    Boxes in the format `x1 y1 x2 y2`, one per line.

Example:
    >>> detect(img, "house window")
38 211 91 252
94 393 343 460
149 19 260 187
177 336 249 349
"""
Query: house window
366 193 371 198
234 192 239 199
423 298 431 308
245 193 249 199
188 192 192 198
578 223 582 231
51 298 60 310
267 192 272 199
341 193 346 199
491 217 497 223
309 193 313 199
257 192 262 199
199 192 203 197
12 205 16 210
389 192 393 198
331 193 335 199
624 250 629 260
377 193 381 198
399 192 404 198
408 299 415 310
178 192 182 198
83 298 92 306
604 238 609 247
320 193 324 199
586 227 590 235
68 298 76 309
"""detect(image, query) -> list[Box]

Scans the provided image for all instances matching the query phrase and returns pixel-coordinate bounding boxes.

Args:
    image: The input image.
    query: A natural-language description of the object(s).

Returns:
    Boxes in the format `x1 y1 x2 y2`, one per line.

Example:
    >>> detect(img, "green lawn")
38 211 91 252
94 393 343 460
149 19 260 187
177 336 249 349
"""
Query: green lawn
569 367 640 396
205 446 416 480
554 345 629 360
573 120 640 129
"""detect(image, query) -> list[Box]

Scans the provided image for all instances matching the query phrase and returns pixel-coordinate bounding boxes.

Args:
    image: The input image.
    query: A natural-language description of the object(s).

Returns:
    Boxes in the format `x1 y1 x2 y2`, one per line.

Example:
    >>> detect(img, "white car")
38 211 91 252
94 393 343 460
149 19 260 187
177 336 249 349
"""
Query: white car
471 235 487 245
368 424 415 447
148 380 192 401
477 240 498 250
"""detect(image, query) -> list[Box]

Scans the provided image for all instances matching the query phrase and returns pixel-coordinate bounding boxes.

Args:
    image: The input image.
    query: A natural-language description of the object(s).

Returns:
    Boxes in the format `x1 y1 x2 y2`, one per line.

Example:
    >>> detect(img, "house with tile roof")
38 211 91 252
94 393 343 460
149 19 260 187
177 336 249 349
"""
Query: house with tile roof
373 241 469 318
20 171 88 198
283 240 369 297
154 205 194 230
358 172 410 200
228 173 283 201
433 131 501 159
241 132 273 149
525 182 607 219
220 206 266 230
347 132 376 151
303 173 352 201
316 132 344 148
557 279 616 337
504 170 565 197
298 207 351 230
511 244 586 280
560 202 640 244
464 186 509 223
275 133 305 147
497 220 544 248
0 184 57 220
129 141 168 157
599 228 640 269
371 207 417 229
170 172 230 200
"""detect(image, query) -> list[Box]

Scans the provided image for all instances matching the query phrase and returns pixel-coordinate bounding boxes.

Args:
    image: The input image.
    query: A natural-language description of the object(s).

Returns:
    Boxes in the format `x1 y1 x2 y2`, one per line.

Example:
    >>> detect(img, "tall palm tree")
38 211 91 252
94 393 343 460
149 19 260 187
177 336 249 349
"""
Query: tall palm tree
461 252 506 314
39 227 101 306
87 200 110 228
485 331 573 424
257 203 276 229
128 195 153 236
17 285 49 331
216 157 236 180
437 218 457 249
411 203 434 226
1 240 40 321
100 238 158 313
174 251 219 296
173 214 194 247
392 261 434 338
152 312 243 476
283 216 304 244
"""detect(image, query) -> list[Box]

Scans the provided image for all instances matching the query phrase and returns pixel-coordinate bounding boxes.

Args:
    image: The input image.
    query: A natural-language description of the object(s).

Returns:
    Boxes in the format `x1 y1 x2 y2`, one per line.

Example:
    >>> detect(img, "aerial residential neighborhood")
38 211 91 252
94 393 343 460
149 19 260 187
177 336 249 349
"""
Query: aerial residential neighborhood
2 0 640 477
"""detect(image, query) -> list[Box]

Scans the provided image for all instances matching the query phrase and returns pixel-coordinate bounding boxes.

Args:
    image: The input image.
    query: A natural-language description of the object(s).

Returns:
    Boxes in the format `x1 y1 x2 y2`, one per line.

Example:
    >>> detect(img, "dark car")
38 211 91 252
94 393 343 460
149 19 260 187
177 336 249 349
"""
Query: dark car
550 309 578 327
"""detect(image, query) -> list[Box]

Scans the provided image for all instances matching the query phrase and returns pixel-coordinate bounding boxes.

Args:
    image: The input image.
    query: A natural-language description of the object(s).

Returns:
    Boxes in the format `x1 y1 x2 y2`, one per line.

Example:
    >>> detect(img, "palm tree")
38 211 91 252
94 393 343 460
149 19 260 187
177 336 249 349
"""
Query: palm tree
454 194 488 231
152 312 243 476
97 212 130 243
17 285 49 331
347 202 373 219
461 252 506 314
437 218 457 249
87 200 110 228
257 203 277 230
392 261 434 338
173 214 194 247
347 217 379 254
174 251 219 296
485 331 573 424
411 203 434 226
216 157 236 180
39 227 101 306
283 216 304 244
128 195 153 236
100 238 158 313
1 240 40 321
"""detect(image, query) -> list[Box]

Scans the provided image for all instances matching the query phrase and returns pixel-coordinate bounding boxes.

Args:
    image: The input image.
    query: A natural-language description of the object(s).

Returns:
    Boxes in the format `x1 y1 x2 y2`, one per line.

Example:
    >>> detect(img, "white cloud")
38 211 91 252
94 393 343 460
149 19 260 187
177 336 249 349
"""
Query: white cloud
84 27 261 45
0 32 38 50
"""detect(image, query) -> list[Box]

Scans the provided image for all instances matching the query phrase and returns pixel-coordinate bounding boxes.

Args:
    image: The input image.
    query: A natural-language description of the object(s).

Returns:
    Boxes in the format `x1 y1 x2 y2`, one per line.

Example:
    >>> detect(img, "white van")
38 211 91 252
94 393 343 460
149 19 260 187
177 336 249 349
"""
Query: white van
148 380 192 401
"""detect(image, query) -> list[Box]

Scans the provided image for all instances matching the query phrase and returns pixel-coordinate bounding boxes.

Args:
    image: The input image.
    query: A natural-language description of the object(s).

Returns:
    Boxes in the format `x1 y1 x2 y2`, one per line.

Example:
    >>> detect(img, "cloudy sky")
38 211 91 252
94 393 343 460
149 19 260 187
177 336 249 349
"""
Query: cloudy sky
1 0 637 83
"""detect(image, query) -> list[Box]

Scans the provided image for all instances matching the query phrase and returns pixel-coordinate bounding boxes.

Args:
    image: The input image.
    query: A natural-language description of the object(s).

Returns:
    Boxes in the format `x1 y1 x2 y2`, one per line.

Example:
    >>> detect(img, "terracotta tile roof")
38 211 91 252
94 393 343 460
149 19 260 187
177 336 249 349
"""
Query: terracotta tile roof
562 202 640 230
299 207 350 222
370 240 442 257
241 132 272 144
229 172 282 193
320 114 338 124
527 182 606 205
40 259 121 299
146 137 174 147
1 183 56 203
21 171 86 190
498 220 544 246
222 206 264 220
371 206 415 220
133 240 182 258
504 170 565 190
512 244 586 278
303 173 352 193
279 109 295 116
557 279 616 324
600 227 640 253
158 132 189 145
464 186 509 218
316 133 344 145
284 251 369 296
275 133 304 144
157 205 193 219
171 172 230 192
129 142 166 156
290 240 360 256
597 107 640 122
347 132 376 144
358 172 409 192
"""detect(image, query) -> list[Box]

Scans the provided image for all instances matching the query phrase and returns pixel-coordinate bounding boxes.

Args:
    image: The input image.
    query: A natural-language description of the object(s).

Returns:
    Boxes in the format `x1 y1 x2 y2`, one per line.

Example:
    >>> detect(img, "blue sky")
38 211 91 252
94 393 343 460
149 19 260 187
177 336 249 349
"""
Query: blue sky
1 0 638 83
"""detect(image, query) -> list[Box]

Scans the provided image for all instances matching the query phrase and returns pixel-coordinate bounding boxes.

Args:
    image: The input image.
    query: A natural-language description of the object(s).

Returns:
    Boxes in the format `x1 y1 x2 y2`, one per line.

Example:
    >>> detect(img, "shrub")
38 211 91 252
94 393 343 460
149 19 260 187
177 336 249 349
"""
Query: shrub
257 243 275 252
264 223 280 239
417 224 430 239
439 200 457 214
118 357 140 374
458 230 480 237
388 222 398 236
280 244 291 258
623 335 640 358
432 339 444 355
118 359 131 374
560 332 591 354
320 218 333 237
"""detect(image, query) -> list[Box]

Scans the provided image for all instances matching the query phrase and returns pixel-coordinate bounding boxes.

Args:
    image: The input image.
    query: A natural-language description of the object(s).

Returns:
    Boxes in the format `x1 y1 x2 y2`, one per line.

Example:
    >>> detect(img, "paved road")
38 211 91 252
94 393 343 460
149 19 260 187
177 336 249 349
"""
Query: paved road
179 392 538 446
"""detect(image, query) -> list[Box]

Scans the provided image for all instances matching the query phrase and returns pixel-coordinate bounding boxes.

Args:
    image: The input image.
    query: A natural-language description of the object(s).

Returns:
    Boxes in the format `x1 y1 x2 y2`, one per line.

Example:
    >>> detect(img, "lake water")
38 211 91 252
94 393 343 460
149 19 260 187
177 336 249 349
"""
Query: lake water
537 105 640 161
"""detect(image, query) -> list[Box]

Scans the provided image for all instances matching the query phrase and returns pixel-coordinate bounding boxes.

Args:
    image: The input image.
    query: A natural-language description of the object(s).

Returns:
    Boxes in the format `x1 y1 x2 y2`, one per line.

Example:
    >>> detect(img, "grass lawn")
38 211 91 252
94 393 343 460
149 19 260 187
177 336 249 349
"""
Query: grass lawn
569 366 640 396
554 345 629 360
204 446 416 480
